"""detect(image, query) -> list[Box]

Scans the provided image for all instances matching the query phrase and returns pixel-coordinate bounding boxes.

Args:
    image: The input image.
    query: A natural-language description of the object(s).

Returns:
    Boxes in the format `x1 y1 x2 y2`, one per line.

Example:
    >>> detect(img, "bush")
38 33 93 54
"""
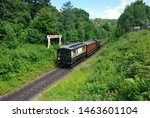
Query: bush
0 21 27 48
75 30 150 101
0 43 57 95
26 28 45 43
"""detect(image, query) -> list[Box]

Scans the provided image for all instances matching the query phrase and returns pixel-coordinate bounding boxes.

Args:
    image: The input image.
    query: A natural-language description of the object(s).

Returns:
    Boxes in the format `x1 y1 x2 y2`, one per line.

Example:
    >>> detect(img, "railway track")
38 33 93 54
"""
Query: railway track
0 68 71 101
0 41 108 101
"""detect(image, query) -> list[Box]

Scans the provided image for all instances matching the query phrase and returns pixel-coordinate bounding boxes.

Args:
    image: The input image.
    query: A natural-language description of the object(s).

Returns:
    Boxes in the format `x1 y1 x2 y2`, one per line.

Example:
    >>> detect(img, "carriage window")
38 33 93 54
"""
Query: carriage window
78 48 82 54
71 51 74 58
82 47 86 52
71 47 85 58
73 50 76 54
71 50 77 58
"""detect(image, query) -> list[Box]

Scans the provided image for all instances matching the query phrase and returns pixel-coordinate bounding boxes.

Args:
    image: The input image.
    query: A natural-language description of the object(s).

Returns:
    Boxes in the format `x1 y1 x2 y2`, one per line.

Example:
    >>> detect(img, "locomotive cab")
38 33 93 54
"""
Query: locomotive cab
94 39 101 49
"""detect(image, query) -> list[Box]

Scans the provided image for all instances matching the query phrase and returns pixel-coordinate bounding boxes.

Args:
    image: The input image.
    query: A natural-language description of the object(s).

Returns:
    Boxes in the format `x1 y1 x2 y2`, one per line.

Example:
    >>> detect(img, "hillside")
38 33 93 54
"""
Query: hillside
35 30 150 101
0 44 57 95
0 1 118 96
92 18 117 38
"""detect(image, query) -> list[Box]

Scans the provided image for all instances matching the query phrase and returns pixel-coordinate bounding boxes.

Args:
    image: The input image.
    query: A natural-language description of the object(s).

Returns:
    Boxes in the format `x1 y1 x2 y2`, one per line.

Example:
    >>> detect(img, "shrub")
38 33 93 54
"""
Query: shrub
26 28 45 43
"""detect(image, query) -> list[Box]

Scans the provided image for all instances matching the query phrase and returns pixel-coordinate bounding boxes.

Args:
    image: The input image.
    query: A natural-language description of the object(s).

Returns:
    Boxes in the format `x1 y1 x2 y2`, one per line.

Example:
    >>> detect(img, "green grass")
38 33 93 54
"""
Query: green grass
35 57 96 101
100 38 108 44
35 30 150 101
0 44 57 95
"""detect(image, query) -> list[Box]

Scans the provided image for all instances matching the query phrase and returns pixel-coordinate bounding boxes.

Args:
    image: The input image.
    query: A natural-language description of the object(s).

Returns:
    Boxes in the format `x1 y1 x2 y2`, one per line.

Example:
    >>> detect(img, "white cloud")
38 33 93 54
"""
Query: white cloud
89 0 150 19
87 10 102 19
88 0 130 19
100 0 129 19
100 9 121 19
145 0 150 5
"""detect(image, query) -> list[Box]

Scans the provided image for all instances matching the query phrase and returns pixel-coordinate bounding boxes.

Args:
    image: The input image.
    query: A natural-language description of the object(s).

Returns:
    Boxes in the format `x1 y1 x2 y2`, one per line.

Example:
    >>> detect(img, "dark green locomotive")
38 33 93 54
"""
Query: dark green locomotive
57 42 86 66
94 39 100 49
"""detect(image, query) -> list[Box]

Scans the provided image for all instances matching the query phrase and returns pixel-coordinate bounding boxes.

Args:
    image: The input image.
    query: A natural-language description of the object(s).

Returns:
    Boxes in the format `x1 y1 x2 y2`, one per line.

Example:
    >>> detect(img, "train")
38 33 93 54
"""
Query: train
57 39 100 67
129 25 150 31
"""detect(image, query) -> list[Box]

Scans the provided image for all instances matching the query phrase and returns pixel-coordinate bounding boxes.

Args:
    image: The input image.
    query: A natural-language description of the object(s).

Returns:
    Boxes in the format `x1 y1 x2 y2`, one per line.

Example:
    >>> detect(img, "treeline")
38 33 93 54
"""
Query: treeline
116 0 150 36
1 0 149 48
0 0 116 94
93 18 117 39
0 0 117 48
0 1 89 48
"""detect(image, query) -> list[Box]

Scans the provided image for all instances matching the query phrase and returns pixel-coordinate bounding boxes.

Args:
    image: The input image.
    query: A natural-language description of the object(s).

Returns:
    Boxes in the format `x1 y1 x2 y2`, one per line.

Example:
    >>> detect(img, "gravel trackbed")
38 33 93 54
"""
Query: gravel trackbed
0 68 71 101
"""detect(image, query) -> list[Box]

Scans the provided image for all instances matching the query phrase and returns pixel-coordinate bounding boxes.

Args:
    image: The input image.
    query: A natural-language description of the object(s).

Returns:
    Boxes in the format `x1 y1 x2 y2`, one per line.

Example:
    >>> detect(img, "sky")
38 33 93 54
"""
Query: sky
51 0 150 19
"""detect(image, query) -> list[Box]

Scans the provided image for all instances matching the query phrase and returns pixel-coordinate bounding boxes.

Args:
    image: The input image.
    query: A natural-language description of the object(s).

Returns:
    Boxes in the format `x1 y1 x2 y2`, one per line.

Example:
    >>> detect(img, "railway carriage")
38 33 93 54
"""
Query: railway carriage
57 39 100 66
57 42 86 66
84 40 97 56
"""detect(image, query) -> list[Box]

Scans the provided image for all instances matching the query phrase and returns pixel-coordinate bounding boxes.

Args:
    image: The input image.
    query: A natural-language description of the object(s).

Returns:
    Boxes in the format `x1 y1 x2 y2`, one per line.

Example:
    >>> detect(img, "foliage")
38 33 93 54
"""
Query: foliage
116 0 150 36
26 28 45 43
92 18 117 39
0 44 57 95
0 0 109 95
30 7 60 35
60 2 99 42
35 58 96 101
35 30 150 101
62 1 73 11
0 0 149 100
0 0 105 46
23 0 51 6
0 0 31 26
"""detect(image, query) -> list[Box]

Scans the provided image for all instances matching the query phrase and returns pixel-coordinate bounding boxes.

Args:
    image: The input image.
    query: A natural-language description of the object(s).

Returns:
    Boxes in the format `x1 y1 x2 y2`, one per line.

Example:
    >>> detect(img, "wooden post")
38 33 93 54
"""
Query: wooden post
59 36 62 46
47 35 62 49
47 35 51 49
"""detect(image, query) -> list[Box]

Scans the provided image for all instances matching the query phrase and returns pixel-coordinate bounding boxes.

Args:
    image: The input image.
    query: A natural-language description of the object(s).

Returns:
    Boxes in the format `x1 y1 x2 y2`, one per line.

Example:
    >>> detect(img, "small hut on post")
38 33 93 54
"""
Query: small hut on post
47 35 62 49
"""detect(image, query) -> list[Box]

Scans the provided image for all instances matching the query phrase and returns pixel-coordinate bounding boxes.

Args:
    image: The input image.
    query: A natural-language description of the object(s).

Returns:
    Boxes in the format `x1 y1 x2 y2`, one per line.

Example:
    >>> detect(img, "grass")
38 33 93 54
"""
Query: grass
0 44 57 95
35 30 150 101
35 57 96 101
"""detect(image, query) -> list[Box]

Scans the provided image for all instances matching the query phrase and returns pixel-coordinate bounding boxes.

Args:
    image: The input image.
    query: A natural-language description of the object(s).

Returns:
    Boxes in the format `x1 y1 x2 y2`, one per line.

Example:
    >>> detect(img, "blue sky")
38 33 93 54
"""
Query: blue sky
51 0 150 19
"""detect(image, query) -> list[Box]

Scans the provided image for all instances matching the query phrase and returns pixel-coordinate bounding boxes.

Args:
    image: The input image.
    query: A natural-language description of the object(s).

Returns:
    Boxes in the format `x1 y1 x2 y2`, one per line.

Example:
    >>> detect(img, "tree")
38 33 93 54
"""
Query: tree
23 0 51 6
0 0 101 46
92 18 117 38
116 0 150 36
0 0 30 26
62 1 73 11
31 7 60 35
61 4 99 42
22 0 51 19
145 5 150 25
